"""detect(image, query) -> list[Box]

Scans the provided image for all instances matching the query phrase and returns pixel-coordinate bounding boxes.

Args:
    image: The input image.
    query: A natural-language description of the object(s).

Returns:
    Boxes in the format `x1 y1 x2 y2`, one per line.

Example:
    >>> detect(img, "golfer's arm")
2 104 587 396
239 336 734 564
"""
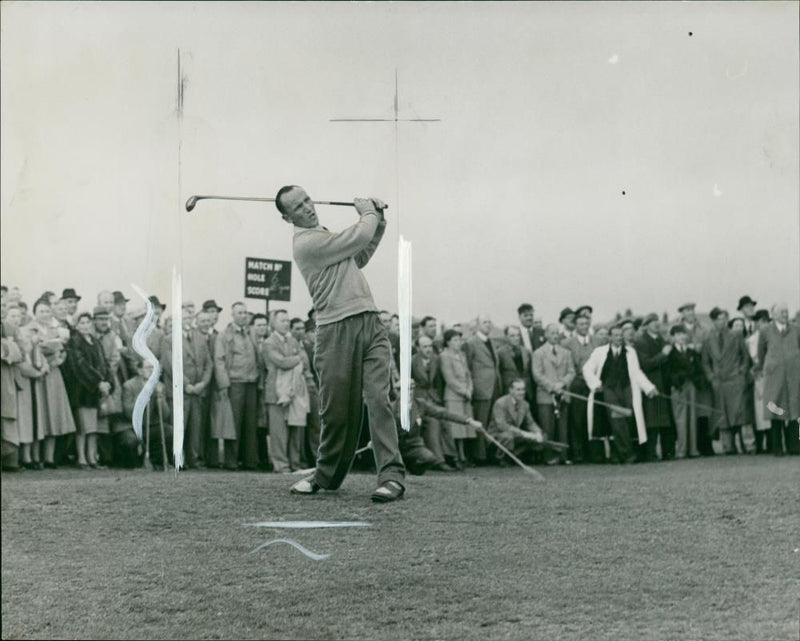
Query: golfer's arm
354 218 387 268
299 213 379 269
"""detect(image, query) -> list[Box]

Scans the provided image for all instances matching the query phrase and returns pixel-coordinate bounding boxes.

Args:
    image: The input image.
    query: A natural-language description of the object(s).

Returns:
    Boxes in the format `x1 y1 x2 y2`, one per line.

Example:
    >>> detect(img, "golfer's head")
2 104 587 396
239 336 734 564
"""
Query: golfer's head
275 185 318 228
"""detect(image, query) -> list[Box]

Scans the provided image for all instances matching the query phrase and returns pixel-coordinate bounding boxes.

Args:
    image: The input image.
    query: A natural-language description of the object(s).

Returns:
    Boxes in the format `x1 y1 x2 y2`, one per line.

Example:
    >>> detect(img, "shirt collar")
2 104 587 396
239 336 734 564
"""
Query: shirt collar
476 331 489 342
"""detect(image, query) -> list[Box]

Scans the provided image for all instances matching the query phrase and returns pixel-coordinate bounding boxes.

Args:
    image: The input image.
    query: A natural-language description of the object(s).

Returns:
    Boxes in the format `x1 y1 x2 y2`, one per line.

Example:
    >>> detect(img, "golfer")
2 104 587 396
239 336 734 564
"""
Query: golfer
275 185 406 502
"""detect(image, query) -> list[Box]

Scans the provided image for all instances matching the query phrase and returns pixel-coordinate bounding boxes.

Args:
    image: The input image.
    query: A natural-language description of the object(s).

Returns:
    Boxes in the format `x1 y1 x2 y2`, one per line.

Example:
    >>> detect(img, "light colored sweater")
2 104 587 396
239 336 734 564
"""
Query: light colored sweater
293 209 386 326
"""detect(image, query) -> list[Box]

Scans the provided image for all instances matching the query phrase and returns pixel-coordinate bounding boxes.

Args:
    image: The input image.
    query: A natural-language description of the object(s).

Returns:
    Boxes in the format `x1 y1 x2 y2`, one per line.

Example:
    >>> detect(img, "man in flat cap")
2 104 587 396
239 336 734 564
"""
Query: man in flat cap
634 313 675 461
702 307 751 454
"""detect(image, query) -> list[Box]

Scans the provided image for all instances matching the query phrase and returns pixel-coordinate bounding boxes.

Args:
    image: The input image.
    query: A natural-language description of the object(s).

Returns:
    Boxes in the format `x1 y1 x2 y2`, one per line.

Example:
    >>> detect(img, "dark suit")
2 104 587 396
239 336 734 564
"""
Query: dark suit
411 353 454 463
496 343 534 401
667 346 703 458
464 335 502 461
634 332 675 460
563 334 598 462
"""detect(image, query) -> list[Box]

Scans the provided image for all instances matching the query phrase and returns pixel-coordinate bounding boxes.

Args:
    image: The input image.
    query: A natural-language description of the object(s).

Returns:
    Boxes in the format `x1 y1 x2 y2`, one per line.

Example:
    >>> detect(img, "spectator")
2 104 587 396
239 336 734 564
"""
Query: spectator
1 317 24 471
666 325 702 459
250 313 271 470
757 303 800 455
563 314 599 463
620 319 637 348
559 307 576 340
737 295 757 337
263 310 307 473
702 307 751 455
635 314 676 461
214 302 259 470
583 324 657 464
574 305 593 335
9 306 47 469
97 290 115 312
517 303 546 354
594 325 609 346
419 316 442 354
52 298 72 330
412 334 456 471
490 379 566 465
440 328 474 469
29 299 76 468
179 311 213 468
747 309 772 452
532 323 575 463
290 317 319 468
463 314 501 463
93 306 126 464
201 299 224 466
122 360 172 469
66 311 114 469
146 296 167 361
18 301 32 327
497 326 534 409
109 291 136 379
61 288 81 326
677 302 714 455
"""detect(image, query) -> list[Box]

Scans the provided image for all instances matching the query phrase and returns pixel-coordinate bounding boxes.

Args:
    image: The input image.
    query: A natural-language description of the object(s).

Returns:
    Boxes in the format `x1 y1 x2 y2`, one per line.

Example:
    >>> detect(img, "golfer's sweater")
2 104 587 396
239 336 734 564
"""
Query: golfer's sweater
293 210 386 326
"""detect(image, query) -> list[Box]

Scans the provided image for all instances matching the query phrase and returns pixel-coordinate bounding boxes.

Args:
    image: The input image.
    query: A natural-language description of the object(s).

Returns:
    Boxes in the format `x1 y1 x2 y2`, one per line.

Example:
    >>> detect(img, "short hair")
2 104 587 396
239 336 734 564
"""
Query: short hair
416 334 433 348
75 312 92 324
517 303 533 315
391 313 399 320
18 302 28 311
290 317 305 329
307 308 316 318
231 301 246 311
443 328 462 347
275 185 299 215
508 378 526 391
420 315 436 328
32 298 50 315
271 309 288 318
504 325 521 336
250 313 268 326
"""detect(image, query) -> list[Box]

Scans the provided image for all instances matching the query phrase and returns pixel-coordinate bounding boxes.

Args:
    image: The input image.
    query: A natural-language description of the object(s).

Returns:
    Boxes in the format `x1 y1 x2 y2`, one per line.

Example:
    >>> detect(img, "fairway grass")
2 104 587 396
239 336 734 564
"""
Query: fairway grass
2 456 798 640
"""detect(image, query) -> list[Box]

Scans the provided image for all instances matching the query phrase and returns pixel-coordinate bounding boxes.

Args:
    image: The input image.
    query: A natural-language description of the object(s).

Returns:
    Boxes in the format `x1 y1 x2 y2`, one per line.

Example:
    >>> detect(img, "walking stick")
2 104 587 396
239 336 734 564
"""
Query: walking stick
476 426 546 481
157 395 169 474
559 389 633 417
143 404 152 471
656 391 723 415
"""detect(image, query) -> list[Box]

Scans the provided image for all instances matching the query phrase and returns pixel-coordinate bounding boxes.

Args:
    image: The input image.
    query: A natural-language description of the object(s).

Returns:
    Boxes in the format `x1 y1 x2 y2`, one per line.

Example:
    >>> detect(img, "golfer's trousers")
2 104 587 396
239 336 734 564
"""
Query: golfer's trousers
312 312 405 490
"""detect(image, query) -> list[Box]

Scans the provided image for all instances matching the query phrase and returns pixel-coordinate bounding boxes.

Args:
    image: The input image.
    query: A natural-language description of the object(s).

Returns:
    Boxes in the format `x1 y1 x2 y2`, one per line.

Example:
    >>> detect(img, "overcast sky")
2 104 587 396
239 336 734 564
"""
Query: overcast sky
2 1 798 328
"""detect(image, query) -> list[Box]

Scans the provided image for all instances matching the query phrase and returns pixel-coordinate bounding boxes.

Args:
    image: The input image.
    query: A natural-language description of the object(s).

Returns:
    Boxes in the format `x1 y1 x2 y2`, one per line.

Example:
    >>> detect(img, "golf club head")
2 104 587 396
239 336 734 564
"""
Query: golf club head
185 195 200 212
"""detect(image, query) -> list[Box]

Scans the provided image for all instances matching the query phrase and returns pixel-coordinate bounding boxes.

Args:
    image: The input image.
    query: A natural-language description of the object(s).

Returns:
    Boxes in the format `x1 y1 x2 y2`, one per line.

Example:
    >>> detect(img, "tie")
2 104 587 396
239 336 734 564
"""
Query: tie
718 332 724 351
552 346 557 357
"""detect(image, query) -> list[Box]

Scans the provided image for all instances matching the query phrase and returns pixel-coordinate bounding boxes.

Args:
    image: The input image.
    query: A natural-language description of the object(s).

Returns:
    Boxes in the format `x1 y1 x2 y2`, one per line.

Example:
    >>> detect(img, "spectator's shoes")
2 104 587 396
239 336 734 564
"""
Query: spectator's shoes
433 462 457 472
371 480 405 503
290 475 320 495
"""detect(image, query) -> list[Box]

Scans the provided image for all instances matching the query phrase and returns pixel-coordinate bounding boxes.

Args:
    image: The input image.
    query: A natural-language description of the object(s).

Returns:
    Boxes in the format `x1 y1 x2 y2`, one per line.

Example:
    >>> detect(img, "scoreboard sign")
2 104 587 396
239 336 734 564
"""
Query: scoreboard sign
244 257 291 301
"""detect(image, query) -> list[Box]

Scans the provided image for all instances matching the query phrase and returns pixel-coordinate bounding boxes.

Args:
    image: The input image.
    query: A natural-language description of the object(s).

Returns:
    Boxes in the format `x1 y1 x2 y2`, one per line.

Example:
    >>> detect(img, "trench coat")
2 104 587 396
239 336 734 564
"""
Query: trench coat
758 322 800 421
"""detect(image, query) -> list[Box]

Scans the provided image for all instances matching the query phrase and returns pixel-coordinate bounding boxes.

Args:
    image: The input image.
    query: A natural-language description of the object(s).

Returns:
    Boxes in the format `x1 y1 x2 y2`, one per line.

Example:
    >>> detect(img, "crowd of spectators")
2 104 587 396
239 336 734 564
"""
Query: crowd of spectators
1 284 798 475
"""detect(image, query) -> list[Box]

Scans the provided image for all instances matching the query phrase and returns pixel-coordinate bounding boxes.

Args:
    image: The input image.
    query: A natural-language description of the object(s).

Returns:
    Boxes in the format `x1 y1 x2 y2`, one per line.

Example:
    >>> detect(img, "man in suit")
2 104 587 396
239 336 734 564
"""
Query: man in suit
214 302 260 470
497 326 534 408
517 303 546 354
290 316 319 468
419 316 442 354
666 324 702 459
177 312 213 468
562 314 597 463
702 307 751 454
757 303 800 455
737 295 757 338
532 323 575 462
635 313 676 461
463 314 501 463
678 302 714 455
262 309 305 472
411 334 455 471
489 379 566 464
200 300 223 466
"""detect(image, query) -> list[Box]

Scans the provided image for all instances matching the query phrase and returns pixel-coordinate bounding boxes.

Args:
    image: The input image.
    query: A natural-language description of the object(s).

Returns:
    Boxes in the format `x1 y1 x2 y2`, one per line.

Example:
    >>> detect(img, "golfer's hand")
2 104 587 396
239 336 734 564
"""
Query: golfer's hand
467 418 482 428
353 197 377 217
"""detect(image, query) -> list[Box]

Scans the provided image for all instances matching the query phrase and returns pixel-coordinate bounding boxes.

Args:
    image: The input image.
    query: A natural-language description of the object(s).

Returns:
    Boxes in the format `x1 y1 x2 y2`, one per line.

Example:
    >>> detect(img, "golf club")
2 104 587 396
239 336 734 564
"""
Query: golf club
185 195 389 212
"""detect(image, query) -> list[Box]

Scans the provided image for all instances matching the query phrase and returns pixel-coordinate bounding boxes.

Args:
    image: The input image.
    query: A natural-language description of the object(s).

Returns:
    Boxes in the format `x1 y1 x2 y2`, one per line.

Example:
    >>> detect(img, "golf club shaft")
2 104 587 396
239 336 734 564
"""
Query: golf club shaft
477 426 546 481
185 194 388 212
560 390 633 416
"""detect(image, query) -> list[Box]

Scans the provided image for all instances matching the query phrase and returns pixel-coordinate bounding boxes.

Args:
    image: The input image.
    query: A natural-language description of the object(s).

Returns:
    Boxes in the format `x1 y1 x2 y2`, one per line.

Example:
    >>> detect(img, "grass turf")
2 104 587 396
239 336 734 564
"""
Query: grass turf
1 456 798 640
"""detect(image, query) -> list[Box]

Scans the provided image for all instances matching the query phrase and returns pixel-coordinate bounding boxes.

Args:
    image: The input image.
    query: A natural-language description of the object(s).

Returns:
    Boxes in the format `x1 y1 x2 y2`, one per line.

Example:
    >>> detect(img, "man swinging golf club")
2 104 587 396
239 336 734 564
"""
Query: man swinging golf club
275 185 406 502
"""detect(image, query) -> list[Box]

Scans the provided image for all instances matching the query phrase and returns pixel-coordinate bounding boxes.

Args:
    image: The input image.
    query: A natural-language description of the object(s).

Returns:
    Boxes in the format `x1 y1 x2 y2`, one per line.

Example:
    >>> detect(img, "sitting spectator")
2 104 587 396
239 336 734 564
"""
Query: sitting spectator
121 360 172 469
393 380 482 474
489 379 567 465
